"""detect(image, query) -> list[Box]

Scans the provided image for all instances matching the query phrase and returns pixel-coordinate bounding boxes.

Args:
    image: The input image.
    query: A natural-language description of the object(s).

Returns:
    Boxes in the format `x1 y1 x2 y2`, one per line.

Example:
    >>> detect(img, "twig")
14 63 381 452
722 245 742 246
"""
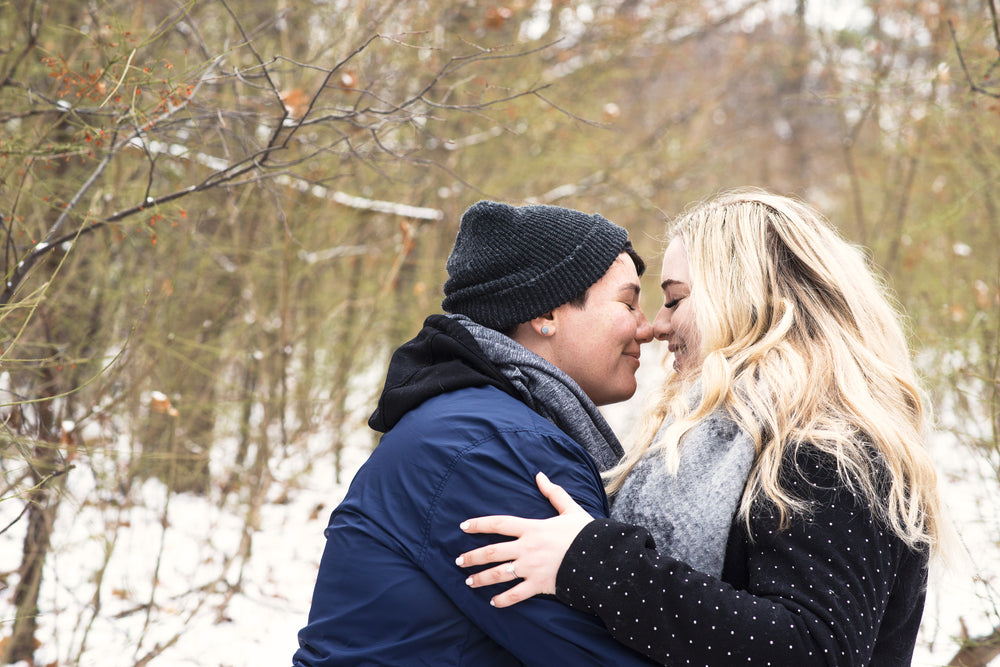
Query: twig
0 465 72 536
98 49 136 108
948 18 1000 99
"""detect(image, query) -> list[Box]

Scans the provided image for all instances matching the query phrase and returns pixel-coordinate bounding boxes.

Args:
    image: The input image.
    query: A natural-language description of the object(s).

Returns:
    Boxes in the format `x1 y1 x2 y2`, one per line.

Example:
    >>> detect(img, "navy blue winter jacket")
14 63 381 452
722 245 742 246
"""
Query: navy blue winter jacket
293 316 655 666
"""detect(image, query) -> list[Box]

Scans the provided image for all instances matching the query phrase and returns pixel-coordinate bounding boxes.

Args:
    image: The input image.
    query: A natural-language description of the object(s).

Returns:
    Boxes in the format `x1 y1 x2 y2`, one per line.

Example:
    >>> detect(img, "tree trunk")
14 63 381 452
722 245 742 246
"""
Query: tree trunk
948 627 1000 667
3 412 65 665
4 481 61 664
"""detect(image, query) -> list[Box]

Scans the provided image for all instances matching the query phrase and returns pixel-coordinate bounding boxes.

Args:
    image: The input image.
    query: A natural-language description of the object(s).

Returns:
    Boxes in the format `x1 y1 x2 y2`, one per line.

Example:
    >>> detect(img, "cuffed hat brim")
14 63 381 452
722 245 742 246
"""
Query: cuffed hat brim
442 200 630 331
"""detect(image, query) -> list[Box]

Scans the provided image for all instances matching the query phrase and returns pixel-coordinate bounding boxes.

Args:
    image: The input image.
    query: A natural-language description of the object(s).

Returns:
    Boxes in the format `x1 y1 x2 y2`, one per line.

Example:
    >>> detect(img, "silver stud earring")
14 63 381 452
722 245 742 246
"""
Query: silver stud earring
541 326 551 335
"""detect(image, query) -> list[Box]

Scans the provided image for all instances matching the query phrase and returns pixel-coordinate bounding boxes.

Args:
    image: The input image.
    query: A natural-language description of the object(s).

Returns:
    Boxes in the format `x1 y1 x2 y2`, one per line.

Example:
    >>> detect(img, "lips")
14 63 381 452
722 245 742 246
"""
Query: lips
668 342 687 371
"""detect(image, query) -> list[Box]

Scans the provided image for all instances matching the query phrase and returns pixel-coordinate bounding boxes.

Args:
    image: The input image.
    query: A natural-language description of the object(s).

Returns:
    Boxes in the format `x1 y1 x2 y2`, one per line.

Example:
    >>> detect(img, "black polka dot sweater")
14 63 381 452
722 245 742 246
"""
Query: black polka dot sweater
555 449 929 666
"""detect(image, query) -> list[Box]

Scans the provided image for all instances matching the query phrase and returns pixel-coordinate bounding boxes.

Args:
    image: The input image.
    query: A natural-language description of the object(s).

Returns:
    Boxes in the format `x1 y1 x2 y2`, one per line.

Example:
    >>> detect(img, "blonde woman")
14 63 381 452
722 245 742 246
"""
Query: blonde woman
458 189 944 666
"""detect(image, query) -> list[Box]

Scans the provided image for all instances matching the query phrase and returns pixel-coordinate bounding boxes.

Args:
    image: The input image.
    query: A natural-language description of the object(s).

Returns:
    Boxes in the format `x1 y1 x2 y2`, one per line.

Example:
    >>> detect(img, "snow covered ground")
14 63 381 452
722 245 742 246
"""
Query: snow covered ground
2 347 998 666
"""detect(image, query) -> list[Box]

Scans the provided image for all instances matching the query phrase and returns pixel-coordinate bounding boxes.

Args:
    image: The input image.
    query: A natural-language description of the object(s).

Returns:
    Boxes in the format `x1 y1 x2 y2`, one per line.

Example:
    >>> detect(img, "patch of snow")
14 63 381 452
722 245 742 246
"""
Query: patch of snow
1 342 997 665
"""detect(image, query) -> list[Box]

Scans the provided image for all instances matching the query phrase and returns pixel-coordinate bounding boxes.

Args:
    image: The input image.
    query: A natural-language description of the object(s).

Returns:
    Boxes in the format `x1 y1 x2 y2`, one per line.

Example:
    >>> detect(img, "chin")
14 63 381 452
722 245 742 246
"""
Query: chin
608 383 638 405
593 389 629 407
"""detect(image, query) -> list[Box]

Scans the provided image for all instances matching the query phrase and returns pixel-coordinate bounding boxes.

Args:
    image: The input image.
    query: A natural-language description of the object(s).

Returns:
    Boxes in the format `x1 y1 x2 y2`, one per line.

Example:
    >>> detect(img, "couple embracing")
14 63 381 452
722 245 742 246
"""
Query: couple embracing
294 191 943 667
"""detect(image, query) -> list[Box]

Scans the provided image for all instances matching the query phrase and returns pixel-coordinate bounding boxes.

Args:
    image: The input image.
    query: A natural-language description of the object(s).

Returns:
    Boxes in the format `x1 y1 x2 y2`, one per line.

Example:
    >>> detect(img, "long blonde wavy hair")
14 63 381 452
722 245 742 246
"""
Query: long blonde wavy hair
607 188 943 553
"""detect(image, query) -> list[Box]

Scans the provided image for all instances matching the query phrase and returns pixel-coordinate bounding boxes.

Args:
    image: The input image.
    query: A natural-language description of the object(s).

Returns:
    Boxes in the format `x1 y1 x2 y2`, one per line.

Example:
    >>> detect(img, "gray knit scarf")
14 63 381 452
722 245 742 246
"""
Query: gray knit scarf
454 315 624 472
611 406 756 577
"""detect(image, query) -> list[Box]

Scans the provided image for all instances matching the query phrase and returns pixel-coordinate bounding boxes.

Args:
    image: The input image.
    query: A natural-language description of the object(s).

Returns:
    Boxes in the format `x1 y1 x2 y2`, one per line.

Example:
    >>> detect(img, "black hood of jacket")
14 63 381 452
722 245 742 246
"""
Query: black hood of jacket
368 315 518 433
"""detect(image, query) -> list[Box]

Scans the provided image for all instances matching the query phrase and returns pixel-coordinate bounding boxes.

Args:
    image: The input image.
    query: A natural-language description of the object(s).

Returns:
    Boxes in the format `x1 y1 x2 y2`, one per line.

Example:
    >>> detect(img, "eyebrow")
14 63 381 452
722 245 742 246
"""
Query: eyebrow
661 278 686 290
620 282 642 296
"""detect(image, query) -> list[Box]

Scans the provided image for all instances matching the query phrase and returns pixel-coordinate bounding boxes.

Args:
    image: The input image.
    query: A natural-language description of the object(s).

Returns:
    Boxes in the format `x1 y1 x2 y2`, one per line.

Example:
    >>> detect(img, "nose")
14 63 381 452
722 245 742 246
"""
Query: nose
635 309 653 344
652 307 671 341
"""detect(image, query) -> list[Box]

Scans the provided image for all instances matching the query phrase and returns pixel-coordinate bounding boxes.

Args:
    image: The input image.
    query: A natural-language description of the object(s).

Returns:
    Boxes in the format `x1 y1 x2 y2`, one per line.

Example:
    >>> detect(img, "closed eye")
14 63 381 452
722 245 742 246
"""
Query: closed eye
664 298 680 309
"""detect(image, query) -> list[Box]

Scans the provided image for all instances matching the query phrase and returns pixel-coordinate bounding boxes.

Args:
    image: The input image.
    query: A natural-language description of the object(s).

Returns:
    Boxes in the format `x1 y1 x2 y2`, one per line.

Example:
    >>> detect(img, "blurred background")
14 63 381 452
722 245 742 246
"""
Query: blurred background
1 0 997 664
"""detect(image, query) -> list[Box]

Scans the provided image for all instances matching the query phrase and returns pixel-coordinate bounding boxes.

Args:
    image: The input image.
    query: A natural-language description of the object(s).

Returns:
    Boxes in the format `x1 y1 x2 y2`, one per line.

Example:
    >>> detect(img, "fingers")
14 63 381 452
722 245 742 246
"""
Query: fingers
461 561 519 589
534 471 580 515
454 472 584 609
489 581 541 609
455 541 517 569
459 515 526 537
460 564 542 608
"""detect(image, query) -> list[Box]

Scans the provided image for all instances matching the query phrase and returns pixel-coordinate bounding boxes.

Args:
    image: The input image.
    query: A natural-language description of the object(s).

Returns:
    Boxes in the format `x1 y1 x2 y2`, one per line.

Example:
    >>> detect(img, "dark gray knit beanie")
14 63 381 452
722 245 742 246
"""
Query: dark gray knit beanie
442 200 630 331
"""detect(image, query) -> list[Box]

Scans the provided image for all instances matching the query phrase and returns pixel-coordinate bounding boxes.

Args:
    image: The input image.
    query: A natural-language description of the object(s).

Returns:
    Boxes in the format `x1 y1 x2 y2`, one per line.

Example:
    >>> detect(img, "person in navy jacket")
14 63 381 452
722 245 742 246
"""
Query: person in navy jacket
293 200 659 666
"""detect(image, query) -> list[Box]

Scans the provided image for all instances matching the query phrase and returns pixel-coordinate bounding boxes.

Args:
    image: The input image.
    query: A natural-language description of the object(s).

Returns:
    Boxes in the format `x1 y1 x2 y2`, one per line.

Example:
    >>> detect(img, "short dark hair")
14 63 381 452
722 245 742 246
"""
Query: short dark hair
500 242 645 336
565 241 645 308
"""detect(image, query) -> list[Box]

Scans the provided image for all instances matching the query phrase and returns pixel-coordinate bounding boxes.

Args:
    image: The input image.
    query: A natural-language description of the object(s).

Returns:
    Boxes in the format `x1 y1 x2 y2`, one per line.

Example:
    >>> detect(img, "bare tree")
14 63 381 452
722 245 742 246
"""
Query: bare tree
0 0 588 661
944 2 1000 666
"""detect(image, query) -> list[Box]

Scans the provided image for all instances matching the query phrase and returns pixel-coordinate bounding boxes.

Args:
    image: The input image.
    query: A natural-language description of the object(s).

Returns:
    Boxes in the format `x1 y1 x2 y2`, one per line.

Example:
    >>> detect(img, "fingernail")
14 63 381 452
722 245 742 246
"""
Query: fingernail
455 555 464 566
459 521 470 531
538 472 548 481
490 598 496 607
466 576 474 586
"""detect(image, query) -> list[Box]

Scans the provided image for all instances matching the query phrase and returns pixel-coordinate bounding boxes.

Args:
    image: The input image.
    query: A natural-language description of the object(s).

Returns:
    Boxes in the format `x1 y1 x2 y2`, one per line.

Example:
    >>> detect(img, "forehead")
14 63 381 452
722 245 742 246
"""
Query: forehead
660 238 690 284
600 251 640 283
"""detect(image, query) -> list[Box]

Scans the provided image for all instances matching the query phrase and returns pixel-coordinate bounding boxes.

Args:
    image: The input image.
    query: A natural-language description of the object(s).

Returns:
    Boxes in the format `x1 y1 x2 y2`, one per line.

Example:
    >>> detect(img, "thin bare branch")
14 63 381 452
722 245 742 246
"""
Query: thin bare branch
0 0 40 90
0 465 72 537
948 18 1000 99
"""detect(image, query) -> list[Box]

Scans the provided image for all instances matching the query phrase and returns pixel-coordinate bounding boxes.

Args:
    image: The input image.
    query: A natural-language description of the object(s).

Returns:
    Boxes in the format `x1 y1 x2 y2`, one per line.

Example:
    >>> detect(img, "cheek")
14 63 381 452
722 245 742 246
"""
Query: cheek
615 311 641 340
676 307 697 340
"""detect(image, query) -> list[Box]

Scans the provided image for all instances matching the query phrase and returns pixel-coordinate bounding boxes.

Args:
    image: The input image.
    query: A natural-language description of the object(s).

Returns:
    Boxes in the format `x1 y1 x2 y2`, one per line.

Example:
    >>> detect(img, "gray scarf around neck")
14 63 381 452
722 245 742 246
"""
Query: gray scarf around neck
611 408 756 577
454 315 624 472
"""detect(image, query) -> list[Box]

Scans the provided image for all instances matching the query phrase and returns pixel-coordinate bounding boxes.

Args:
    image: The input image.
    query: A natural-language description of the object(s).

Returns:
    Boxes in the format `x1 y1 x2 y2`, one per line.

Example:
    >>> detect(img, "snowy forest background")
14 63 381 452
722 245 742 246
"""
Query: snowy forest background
1 0 998 665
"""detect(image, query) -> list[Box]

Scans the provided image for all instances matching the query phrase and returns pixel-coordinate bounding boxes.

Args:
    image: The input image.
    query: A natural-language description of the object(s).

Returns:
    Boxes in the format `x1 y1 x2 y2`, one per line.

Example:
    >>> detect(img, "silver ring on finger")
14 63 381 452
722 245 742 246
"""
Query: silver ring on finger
505 561 519 578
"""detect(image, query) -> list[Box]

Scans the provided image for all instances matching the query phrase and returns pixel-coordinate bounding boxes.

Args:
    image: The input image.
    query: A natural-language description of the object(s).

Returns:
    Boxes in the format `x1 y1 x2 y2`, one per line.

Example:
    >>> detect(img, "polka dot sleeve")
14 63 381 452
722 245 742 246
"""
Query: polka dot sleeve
555 456 928 667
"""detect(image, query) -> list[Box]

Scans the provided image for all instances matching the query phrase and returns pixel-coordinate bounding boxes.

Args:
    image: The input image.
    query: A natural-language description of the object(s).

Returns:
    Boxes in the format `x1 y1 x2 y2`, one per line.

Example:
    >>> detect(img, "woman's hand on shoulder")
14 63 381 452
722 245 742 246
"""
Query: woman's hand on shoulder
456 472 594 608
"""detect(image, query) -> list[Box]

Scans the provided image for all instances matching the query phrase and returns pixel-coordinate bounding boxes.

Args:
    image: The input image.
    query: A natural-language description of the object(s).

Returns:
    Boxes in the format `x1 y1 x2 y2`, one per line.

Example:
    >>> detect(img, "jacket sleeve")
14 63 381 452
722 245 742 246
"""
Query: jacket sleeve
418 428 659 667
555 455 921 666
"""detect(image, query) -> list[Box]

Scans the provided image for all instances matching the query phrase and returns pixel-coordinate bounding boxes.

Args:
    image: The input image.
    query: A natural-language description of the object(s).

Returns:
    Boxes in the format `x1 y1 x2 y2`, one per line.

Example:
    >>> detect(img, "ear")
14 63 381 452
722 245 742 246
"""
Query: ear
527 311 556 337
509 311 556 349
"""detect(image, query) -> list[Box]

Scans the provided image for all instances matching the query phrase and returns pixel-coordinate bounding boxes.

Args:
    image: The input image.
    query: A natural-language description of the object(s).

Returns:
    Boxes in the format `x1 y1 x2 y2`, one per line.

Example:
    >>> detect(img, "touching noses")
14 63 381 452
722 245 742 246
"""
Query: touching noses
652 306 671 341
